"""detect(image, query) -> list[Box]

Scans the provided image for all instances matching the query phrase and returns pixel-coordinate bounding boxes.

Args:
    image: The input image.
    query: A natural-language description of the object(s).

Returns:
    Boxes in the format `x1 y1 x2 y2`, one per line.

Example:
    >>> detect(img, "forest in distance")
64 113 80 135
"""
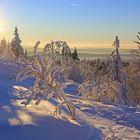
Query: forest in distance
25 46 134 60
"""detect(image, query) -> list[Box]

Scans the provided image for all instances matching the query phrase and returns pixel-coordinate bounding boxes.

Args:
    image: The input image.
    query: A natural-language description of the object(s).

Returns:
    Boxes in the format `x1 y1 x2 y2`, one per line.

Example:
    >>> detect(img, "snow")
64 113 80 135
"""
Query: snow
0 60 140 140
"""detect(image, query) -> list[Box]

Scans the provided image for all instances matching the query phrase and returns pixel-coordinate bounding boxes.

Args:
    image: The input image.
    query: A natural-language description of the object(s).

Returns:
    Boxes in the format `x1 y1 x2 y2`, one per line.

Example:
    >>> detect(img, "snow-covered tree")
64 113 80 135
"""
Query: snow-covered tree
106 36 131 105
125 33 140 105
126 59 140 105
0 38 15 60
130 32 140 58
0 38 6 54
78 36 132 105
11 27 24 58
109 36 125 81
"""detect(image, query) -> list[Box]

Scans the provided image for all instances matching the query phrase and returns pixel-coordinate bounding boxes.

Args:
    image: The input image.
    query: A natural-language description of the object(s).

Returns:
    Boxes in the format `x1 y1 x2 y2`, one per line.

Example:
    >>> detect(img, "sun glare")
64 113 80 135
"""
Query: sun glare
0 24 5 32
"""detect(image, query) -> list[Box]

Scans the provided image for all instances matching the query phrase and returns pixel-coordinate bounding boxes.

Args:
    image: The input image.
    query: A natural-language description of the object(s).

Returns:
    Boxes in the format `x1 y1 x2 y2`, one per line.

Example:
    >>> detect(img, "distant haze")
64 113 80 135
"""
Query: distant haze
25 46 134 60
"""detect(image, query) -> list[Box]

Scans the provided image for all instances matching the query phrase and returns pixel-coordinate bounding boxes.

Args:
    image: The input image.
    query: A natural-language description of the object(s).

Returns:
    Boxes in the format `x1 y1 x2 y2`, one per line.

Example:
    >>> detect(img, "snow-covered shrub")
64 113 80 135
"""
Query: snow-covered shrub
126 32 140 105
68 62 84 83
0 38 15 60
78 36 132 105
14 42 76 120
44 41 95 83
0 27 25 61
67 59 96 83
78 80 107 102
78 77 130 105
136 105 140 112
43 41 95 83
126 60 140 105
44 41 72 63
0 38 6 54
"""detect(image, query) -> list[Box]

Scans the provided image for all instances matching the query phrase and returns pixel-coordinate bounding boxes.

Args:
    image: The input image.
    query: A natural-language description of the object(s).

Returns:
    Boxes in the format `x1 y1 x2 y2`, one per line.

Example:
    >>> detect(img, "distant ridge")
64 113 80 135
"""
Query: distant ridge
24 46 133 60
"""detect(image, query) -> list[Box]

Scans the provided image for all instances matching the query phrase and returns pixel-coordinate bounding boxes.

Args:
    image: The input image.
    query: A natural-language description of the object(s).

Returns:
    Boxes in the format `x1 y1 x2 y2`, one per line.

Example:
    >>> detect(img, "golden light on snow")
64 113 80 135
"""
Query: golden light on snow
8 118 21 125
16 110 34 125
8 110 35 126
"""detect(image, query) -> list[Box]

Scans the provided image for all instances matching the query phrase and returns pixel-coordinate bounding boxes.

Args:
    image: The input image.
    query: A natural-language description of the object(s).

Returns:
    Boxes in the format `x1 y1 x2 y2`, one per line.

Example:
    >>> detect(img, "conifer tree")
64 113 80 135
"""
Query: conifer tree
131 32 140 58
109 36 131 105
62 42 71 56
11 27 24 57
77 36 133 105
72 47 79 61
135 32 140 48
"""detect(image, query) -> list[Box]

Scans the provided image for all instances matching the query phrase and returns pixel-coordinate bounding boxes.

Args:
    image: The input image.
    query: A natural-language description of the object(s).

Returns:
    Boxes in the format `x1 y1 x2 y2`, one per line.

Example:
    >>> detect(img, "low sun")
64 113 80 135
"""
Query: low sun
0 25 5 32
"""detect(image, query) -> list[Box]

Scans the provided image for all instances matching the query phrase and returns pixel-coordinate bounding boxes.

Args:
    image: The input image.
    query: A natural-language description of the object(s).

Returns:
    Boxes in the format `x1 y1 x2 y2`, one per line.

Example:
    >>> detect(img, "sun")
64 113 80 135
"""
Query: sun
0 24 6 32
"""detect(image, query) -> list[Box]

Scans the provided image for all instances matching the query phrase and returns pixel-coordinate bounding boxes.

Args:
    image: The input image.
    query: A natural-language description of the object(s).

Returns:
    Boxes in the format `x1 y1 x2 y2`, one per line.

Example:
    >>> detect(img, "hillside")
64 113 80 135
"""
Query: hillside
0 60 140 140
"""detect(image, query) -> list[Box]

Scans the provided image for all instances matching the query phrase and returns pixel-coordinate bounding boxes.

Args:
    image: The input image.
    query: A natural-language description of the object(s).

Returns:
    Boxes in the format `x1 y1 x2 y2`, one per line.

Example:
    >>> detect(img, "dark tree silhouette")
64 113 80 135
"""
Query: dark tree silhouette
72 47 79 61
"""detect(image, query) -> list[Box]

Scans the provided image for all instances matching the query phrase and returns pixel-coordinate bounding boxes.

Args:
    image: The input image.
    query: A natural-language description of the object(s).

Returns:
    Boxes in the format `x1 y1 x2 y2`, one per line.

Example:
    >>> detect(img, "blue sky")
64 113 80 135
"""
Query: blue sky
0 0 140 48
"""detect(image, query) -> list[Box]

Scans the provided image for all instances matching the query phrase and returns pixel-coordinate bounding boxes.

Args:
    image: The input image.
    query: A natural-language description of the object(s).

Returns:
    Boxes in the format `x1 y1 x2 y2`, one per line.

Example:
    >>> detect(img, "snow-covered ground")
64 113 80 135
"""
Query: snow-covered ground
0 60 140 140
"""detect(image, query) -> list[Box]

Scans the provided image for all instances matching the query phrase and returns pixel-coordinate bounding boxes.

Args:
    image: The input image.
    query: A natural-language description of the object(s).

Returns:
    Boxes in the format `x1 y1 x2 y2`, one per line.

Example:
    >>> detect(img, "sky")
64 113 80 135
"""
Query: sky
0 0 140 48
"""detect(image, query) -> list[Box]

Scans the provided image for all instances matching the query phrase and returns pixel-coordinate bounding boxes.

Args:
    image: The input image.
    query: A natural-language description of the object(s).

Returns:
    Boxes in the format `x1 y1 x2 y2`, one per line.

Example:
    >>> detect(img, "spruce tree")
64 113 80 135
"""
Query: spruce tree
109 36 131 105
72 47 79 61
135 32 140 49
130 32 140 58
11 27 24 57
